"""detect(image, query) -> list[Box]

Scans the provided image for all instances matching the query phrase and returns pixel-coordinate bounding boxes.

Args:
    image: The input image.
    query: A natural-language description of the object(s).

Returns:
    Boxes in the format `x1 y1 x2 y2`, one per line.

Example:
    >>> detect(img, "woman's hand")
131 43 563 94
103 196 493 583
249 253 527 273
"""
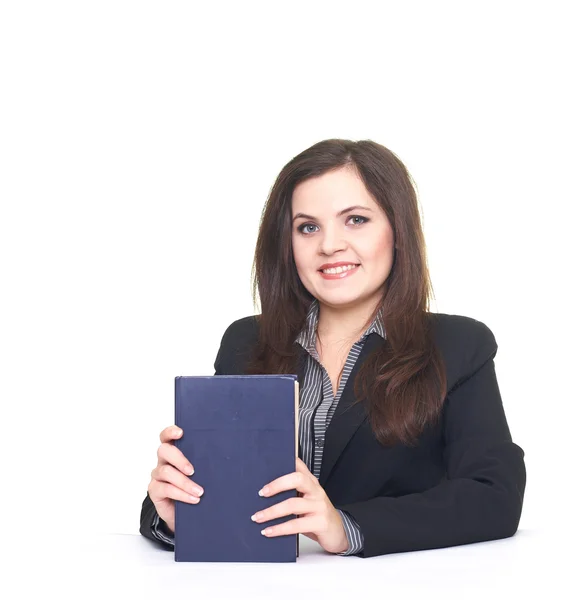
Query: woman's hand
147 425 204 534
251 457 349 554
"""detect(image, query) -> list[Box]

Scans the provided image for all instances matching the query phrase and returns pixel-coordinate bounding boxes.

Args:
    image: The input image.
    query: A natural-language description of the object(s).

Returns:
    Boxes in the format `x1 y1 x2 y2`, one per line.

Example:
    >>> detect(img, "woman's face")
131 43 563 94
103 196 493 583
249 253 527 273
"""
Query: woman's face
291 166 395 310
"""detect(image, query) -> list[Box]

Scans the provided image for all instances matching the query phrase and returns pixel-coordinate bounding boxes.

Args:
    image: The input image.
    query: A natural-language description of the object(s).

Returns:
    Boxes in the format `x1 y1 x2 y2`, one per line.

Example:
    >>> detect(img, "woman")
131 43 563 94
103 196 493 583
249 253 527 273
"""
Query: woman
139 139 526 558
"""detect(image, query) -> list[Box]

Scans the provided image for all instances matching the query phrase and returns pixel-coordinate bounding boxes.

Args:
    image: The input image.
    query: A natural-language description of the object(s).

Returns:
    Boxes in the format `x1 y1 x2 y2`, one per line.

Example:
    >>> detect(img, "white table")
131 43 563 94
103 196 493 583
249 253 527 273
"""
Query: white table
10 529 575 599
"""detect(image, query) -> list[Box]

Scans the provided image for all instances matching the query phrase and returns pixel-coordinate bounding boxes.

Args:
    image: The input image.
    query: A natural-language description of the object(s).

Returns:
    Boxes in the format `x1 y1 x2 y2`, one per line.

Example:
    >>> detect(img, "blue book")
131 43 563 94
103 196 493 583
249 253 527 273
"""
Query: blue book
174 375 299 562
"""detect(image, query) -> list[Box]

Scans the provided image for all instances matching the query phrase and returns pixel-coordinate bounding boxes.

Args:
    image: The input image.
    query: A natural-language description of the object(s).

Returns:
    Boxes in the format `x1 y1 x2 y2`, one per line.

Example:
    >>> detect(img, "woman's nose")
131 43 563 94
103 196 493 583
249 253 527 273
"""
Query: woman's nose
319 227 347 254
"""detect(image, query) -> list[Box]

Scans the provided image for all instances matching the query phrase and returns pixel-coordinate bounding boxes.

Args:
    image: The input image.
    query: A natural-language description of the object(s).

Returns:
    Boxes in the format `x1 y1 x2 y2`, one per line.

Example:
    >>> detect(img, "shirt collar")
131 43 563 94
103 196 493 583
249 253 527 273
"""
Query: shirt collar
295 298 386 353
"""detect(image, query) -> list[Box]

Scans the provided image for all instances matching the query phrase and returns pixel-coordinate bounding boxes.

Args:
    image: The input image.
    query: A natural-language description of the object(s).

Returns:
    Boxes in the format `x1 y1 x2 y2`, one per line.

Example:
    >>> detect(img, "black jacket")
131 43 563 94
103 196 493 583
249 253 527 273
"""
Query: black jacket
140 312 526 558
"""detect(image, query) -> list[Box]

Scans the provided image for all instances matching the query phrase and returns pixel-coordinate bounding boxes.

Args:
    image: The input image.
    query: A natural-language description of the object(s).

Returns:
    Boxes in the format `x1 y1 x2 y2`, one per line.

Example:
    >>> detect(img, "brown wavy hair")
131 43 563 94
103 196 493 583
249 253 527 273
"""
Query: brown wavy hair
245 138 447 447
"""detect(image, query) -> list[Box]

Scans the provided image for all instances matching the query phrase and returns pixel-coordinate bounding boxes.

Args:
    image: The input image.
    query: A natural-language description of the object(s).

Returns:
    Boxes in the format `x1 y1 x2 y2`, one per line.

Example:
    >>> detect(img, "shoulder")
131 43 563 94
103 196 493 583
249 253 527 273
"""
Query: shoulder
219 315 259 347
213 315 260 373
426 312 498 393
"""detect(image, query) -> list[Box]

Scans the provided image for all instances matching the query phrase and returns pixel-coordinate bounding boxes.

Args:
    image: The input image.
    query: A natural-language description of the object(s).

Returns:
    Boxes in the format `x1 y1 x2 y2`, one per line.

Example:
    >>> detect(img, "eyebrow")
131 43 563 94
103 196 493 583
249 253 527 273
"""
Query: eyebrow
292 205 373 223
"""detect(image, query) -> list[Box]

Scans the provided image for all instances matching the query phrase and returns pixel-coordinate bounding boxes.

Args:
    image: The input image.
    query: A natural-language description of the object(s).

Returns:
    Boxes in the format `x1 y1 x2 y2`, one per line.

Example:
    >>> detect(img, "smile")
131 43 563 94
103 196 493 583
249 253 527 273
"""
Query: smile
318 264 360 280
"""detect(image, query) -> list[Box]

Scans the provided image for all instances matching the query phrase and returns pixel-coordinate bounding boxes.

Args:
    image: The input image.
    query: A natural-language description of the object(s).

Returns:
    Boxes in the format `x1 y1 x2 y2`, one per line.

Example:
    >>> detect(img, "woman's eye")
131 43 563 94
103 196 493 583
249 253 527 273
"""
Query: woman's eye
349 216 368 225
297 215 369 235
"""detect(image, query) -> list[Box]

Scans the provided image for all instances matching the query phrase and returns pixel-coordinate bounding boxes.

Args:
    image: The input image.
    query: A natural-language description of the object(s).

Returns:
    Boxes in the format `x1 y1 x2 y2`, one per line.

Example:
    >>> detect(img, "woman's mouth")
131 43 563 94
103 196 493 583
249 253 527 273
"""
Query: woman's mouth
318 264 360 280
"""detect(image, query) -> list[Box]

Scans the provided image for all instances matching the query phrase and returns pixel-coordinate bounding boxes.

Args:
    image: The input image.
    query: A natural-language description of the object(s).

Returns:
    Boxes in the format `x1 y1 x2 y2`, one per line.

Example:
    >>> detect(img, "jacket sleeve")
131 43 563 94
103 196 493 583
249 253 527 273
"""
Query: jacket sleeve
139 493 175 550
336 323 527 558
138 321 236 547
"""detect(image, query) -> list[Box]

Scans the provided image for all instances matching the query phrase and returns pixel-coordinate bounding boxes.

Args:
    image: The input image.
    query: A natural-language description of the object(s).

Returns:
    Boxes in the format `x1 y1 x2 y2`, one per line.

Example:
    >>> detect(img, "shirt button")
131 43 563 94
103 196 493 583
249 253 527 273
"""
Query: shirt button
316 438 324 448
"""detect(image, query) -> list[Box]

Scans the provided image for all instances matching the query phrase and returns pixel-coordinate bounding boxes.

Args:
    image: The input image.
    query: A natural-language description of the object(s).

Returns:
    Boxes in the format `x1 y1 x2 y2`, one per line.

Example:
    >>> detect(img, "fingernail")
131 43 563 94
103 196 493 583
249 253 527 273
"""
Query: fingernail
261 528 272 536
193 487 204 496
251 511 262 522
184 465 194 475
189 495 199 503
258 487 269 496
175 428 182 436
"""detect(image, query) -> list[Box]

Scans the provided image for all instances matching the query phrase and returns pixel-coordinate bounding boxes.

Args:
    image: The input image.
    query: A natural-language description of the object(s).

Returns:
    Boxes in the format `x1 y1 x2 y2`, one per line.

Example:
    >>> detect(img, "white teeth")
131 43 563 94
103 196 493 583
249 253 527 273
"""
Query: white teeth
321 264 358 274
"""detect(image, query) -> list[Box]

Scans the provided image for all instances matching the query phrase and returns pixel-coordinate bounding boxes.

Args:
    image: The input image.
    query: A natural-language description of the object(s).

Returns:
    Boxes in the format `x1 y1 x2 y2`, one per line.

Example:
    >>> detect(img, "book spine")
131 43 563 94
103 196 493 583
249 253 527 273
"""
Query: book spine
174 376 181 552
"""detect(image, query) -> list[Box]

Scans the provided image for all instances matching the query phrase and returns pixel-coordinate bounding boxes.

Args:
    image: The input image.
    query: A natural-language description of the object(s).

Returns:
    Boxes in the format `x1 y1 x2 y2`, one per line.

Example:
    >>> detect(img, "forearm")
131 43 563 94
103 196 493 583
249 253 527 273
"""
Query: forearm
337 442 526 558
139 493 175 550
336 509 364 556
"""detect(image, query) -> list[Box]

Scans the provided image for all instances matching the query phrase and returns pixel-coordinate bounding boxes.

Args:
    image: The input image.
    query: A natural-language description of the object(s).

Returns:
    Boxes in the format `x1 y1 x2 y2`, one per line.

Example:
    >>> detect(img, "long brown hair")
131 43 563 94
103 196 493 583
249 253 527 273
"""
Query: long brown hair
245 139 447 447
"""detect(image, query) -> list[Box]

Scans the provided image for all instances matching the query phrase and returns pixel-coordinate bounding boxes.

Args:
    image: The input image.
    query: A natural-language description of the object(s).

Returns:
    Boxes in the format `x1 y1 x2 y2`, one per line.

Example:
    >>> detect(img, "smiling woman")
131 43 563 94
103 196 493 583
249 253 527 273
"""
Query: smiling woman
140 138 526 559
247 139 443 449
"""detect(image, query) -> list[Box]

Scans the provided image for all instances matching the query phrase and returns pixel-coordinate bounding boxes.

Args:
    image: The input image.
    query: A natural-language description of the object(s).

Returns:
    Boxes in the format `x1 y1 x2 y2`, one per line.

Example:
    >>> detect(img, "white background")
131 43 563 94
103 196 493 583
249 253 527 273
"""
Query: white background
1 0 580 547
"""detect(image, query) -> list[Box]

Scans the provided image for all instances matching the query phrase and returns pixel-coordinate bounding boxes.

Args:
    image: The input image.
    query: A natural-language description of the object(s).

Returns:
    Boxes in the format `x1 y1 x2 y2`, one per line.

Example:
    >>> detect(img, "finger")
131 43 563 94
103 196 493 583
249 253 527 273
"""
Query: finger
295 458 316 479
296 458 319 487
260 516 320 538
260 470 314 497
252 497 316 523
151 463 204 497
159 425 183 444
157 441 194 476
148 479 201 505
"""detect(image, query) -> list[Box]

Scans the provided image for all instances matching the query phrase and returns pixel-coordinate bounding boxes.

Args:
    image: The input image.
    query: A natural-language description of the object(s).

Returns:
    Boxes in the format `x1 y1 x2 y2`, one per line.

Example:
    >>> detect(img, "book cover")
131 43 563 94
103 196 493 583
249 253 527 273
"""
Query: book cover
174 374 299 562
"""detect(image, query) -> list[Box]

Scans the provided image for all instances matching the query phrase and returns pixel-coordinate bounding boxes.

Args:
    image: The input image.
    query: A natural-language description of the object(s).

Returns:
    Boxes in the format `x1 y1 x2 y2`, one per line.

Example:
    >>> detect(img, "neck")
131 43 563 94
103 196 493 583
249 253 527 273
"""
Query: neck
317 293 383 345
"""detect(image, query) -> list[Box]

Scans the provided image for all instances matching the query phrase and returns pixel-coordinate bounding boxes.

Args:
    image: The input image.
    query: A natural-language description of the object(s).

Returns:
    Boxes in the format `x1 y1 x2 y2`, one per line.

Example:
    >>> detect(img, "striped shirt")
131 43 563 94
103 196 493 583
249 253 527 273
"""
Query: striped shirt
293 298 385 554
151 298 385 556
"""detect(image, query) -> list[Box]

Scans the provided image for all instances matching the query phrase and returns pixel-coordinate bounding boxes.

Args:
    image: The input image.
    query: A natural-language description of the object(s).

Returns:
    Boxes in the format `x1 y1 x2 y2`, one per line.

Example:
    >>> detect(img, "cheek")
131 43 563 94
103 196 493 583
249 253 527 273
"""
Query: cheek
291 241 307 274
376 236 393 257
360 233 388 257
361 229 394 267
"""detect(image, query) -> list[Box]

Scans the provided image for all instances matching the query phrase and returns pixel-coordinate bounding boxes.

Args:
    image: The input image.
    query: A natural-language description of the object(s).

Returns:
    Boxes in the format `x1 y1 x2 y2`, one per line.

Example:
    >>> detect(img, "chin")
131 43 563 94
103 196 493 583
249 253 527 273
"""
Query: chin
317 291 364 306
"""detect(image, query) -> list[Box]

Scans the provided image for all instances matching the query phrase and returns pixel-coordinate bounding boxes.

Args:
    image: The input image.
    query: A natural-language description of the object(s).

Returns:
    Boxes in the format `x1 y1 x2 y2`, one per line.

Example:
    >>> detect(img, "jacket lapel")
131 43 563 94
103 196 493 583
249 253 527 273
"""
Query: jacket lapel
317 332 386 488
